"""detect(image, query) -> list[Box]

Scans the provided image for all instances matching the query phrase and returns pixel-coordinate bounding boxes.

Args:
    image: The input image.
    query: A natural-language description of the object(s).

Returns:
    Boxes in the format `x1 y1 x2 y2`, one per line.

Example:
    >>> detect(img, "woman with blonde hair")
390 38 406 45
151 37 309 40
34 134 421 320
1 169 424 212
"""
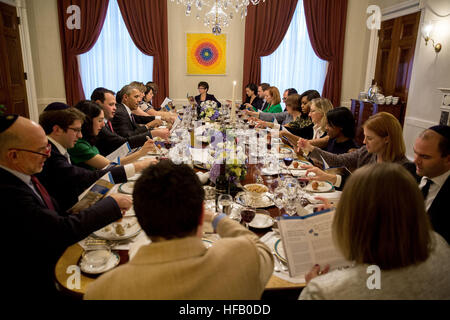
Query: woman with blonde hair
309 98 333 140
299 163 450 300
297 112 418 188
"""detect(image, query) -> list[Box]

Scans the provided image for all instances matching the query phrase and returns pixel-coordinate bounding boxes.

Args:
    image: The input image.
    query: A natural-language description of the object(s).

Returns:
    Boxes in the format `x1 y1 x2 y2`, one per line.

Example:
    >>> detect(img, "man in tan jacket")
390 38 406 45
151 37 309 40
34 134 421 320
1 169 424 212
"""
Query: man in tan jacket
84 160 274 300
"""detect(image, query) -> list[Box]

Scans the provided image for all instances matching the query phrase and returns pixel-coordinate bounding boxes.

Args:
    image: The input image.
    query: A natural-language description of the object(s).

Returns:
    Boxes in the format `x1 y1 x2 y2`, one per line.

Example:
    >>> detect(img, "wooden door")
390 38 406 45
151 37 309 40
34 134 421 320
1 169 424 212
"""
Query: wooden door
0 2 29 118
374 12 420 104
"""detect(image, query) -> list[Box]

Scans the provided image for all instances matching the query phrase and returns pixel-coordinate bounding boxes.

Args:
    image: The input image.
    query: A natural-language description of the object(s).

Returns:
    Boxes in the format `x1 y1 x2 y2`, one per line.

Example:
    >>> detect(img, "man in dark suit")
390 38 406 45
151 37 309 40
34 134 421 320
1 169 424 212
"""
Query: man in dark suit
258 83 271 111
0 114 132 298
91 87 151 156
36 104 154 211
413 125 450 243
111 85 169 140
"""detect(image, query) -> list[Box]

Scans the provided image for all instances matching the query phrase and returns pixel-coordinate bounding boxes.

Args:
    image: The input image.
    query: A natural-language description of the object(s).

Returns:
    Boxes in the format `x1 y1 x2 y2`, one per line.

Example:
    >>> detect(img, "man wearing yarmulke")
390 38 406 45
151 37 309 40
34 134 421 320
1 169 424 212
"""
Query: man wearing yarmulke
413 125 450 243
0 114 133 298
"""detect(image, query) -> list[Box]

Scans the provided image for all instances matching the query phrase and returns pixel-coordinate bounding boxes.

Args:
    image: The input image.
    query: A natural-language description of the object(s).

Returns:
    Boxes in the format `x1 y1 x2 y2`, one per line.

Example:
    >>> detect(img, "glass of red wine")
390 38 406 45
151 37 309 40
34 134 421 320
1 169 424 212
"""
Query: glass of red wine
240 207 256 229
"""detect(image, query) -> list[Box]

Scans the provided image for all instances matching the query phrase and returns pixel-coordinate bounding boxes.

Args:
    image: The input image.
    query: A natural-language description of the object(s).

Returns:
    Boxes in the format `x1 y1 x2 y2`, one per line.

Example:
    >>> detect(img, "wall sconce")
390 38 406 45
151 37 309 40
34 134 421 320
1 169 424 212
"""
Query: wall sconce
422 22 442 53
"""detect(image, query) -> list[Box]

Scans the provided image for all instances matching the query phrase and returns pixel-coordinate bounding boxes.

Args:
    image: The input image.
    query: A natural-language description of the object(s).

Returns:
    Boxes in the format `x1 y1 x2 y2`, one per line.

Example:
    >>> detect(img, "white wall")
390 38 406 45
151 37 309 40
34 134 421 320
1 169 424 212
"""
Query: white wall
26 0 66 113
341 0 372 109
402 0 450 158
167 1 245 106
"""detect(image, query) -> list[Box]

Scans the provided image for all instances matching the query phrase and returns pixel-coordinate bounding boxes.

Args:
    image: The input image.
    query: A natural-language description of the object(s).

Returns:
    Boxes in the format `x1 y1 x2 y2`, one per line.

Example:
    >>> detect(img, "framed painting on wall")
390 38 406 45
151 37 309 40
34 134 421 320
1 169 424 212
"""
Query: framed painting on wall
186 33 227 75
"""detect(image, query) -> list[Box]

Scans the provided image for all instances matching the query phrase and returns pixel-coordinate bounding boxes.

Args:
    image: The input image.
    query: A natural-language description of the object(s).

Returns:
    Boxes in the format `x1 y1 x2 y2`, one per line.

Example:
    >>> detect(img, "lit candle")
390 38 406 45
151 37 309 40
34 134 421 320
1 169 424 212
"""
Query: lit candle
231 81 237 123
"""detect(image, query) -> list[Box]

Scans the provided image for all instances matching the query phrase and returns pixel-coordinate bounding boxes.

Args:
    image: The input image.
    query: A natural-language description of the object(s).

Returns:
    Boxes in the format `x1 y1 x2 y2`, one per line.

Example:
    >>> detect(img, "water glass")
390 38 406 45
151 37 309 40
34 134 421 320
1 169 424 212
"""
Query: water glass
218 194 233 216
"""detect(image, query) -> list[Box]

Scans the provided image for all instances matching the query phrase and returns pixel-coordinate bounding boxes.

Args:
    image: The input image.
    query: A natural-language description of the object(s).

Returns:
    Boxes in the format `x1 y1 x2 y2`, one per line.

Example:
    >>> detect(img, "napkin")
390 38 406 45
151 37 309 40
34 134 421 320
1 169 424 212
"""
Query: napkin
260 231 306 284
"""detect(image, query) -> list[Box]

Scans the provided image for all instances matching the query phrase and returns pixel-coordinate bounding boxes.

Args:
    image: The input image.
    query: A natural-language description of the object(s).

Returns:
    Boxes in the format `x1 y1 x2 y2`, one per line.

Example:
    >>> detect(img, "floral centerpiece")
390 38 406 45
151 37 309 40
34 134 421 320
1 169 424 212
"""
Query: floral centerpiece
209 140 247 196
199 100 220 122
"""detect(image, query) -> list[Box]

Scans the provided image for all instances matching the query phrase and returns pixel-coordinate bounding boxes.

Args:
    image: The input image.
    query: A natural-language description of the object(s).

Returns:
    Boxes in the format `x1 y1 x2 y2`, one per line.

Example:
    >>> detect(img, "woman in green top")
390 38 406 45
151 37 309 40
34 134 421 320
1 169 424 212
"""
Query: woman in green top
69 100 154 170
246 86 283 116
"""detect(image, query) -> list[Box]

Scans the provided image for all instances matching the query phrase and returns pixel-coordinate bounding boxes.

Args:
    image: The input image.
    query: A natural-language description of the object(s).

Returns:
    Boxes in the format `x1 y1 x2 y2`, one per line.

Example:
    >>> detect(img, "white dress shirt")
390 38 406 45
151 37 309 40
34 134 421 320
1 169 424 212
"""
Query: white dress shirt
419 170 450 211
313 124 325 140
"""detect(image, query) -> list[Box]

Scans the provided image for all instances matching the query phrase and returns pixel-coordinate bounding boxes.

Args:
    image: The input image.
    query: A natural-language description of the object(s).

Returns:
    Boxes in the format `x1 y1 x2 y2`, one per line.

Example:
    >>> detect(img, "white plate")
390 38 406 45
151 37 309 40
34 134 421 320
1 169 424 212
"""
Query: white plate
93 218 141 241
79 251 120 275
118 182 135 195
249 213 274 229
304 181 334 193
202 238 214 249
235 192 274 208
274 239 287 263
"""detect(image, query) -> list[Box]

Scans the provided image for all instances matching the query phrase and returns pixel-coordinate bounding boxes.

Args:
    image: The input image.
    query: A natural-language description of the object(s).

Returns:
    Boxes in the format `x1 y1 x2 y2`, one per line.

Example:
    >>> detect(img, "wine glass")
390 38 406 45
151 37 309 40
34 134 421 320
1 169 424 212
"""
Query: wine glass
272 186 286 218
240 206 256 229
218 194 233 216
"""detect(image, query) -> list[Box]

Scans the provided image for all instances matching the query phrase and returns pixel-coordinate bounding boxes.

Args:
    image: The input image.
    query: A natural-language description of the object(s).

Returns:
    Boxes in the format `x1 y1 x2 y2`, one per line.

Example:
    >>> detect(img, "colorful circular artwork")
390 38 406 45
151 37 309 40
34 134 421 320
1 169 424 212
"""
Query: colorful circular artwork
187 34 226 74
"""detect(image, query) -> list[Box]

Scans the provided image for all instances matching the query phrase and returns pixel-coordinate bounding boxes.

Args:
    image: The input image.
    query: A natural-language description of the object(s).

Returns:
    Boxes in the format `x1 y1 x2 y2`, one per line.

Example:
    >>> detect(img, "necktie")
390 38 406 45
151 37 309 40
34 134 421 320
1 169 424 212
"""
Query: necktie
130 114 136 126
421 178 433 200
64 152 71 164
31 176 55 210
107 120 114 133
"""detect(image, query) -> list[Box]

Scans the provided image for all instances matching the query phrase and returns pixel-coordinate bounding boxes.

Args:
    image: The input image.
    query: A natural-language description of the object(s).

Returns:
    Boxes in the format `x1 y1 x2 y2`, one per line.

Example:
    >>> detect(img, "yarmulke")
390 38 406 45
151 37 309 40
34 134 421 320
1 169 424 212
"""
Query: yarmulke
0 114 19 133
429 125 450 140
44 102 70 112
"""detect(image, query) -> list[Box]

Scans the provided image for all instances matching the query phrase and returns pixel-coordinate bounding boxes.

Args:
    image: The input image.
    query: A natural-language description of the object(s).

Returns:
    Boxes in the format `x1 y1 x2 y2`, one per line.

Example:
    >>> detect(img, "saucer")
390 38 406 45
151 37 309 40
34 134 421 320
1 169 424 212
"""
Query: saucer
79 251 120 275
249 213 274 229
235 192 274 208
118 181 135 194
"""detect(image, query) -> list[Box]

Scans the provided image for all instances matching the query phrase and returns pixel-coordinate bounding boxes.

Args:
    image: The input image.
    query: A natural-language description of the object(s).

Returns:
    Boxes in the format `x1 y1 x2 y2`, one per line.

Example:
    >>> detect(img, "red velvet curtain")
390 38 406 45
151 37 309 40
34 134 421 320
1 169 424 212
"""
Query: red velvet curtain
242 0 298 101
57 0 109 106
117 0 169 108
303 0 348 108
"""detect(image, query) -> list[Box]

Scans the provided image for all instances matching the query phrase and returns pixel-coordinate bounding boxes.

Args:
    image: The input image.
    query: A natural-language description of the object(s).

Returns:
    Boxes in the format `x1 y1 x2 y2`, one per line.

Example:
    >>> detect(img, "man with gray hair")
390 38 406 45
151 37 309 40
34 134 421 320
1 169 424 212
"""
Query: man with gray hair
413 125 450 243
0 114 132 298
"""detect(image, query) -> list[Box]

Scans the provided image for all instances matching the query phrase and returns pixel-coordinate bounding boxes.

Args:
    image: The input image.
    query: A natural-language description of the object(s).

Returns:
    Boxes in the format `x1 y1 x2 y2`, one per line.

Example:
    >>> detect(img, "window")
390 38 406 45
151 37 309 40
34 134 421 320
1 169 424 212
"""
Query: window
261 0 327 102
79 0 153 98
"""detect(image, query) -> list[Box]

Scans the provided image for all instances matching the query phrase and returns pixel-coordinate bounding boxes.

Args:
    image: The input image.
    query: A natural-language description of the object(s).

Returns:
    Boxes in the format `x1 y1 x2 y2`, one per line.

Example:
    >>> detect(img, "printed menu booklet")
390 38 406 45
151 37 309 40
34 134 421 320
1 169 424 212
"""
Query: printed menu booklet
277 209 351 278
68 173 115 214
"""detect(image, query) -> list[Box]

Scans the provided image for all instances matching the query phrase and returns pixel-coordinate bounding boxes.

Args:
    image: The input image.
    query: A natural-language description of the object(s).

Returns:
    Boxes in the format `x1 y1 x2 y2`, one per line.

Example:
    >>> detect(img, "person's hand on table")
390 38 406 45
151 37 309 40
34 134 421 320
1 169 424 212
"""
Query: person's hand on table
297 138 314 154
313 197 334 212
138 138 156 155
305 264 330 284
151 128 170 140
301 165 338 185
145 119 163 129
245 109 259 118
133 157 159 173
108 193 133 214
255 120 271 129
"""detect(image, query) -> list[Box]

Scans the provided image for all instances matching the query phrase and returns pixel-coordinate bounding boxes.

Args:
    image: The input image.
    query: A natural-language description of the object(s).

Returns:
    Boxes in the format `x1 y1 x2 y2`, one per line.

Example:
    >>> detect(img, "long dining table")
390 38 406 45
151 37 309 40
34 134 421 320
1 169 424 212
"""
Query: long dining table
54 134 335 299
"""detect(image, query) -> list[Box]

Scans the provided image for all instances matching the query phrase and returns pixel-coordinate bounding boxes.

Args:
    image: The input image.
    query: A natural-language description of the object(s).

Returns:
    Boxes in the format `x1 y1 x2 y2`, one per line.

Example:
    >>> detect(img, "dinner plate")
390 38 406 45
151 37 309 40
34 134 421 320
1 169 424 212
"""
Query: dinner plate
280 160 312 169
274 239 287 263
202 238 214 249
79 251 120 275
118 181 135 195
93 218 141 241
235 192 274 208
303 181 334 193
249 213 274 229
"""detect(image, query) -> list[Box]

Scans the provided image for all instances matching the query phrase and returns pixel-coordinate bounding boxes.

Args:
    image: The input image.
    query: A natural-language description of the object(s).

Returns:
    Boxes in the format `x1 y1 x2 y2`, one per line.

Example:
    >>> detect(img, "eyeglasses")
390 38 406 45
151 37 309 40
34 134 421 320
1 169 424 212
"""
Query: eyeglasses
9 143 52 158
67 127 82 133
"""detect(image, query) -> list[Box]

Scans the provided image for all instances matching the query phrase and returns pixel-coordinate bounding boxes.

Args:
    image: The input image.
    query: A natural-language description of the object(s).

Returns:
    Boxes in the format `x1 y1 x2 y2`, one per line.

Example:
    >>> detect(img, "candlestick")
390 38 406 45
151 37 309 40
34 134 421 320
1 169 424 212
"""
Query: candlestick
231 81 237 123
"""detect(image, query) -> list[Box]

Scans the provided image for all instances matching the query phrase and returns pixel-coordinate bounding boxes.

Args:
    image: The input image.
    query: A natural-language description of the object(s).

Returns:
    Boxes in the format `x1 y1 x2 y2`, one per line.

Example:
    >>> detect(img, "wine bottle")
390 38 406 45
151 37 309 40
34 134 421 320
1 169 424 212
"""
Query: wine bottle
215 163 229 210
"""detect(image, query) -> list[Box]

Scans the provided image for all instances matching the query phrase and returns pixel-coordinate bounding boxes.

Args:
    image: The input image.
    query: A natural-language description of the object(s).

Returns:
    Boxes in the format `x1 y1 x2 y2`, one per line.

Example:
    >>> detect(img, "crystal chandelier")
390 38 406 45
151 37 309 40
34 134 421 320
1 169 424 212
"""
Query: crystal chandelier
172 0 266 35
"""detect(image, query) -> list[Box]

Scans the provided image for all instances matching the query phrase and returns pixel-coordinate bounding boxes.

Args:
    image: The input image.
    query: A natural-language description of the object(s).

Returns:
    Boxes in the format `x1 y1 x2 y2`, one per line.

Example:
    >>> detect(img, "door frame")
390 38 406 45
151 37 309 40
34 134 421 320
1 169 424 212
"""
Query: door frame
0 0 39 122
364 0 423 92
